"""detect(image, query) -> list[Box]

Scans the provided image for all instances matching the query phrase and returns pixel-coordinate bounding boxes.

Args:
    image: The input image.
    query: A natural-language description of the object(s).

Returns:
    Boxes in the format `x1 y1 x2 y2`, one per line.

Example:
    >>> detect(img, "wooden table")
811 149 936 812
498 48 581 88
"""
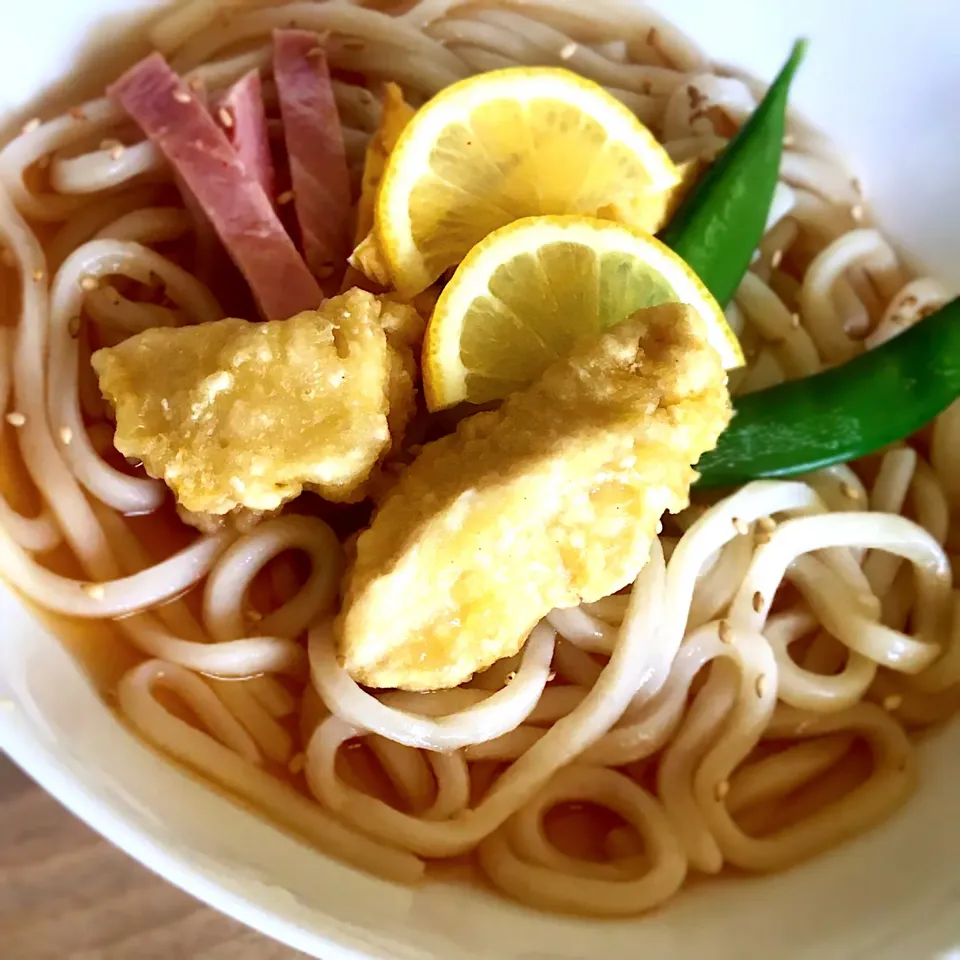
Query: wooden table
0 757 307 959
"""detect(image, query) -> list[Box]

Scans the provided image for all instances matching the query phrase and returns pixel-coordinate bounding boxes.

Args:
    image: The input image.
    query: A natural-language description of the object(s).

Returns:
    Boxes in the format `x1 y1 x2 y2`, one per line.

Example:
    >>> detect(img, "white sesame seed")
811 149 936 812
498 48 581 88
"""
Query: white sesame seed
752 590 764 613
715 779 730 801
277 189 295 205
109 144 125 161
732 516 749 536
173 89 192 103
69 107 87 120
79 275 99 291
31 268 44 282
21 117 41 135
883 694 903 711
218 106 234 129
755 673 767 697
188 76 204 92
851 203 864 222
59 426 73 445
288 753 306 774
782 134 795 147
547 670 556 682
841 481 861 501
718 620 732 644
81 582 106 600
560 42 578 59
67 316 81 338
790 312 801 328
770 249 783 269
504 671 517 685
100 138 122 151
248 608 263 622
5 412 26 427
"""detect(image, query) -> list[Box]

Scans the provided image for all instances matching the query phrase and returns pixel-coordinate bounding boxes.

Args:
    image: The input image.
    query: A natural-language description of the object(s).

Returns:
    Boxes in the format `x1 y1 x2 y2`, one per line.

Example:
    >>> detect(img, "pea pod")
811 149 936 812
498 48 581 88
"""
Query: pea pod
660 40 808 307
694 297 960 488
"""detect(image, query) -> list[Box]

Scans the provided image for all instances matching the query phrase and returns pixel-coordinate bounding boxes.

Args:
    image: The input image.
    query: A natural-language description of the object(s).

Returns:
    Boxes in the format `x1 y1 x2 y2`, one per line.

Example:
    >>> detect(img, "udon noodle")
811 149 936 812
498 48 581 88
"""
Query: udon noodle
1 0 958 917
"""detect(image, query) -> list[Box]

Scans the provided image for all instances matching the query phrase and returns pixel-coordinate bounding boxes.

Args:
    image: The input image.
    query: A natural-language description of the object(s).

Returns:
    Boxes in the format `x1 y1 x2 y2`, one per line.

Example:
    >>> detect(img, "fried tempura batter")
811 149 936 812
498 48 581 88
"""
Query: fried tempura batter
338 303 732 691
93 289 422 516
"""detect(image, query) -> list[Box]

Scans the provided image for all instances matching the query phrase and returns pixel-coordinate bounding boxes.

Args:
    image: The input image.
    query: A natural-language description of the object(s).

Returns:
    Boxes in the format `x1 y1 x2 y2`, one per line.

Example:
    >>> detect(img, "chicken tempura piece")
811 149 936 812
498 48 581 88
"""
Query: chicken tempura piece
93 289 422 517
338 302 733 691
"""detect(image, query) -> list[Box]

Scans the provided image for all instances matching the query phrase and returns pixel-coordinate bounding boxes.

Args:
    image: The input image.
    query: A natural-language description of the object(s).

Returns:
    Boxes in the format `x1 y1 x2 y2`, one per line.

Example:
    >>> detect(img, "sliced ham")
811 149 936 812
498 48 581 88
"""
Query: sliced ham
273 30 352 287
219 70 276 202
109 53 322 321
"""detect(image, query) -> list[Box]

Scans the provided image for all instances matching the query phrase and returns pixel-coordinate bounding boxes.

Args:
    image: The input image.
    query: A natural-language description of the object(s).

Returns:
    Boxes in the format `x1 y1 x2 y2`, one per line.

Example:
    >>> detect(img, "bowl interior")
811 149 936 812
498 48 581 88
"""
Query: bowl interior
2 2 960 958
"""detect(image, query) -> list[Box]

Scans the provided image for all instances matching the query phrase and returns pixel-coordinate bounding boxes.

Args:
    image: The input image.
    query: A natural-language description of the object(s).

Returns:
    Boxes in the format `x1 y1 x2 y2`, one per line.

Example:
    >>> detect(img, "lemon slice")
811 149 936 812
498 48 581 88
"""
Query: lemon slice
377 67 682 298
423 215 744 411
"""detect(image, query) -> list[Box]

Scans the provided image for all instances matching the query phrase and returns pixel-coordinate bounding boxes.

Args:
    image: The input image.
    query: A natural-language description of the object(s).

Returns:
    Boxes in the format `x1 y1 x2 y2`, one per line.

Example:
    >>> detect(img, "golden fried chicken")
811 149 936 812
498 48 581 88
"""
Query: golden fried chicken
93 289 422 517
338 302 732 691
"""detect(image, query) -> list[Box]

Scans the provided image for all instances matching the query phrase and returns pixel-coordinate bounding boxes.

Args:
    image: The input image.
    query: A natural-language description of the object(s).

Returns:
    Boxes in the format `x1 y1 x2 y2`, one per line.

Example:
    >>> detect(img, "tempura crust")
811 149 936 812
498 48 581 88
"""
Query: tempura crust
93 289 421 515
338 302 733 691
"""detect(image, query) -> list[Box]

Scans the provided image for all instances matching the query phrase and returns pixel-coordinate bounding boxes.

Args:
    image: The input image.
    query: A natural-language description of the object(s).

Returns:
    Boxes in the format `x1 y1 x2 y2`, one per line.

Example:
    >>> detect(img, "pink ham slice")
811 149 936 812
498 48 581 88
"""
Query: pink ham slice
273 30 352 287
109 53 321 321
219 70 276 202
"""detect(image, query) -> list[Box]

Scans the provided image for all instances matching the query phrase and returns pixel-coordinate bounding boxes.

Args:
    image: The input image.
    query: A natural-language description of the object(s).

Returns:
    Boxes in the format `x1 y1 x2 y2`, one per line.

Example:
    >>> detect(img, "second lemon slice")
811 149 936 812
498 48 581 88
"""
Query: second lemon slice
423 215 744 411
377 67 682 298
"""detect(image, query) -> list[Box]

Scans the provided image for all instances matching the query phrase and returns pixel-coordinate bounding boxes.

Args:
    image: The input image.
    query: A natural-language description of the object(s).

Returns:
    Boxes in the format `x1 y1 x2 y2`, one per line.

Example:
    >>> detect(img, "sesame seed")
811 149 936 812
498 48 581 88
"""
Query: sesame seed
81 582 106 599
851 203 864 222
277 189 295 205
782 134 795 147
790 312 801 328
770 249 783 269
69 106 87 120
755 674 767 697
718 620 732 644
248 608 263 622
307 46 325 59
560 42 578 59
218 106 234 129
67 316 81 338
59 426 73 445
504 671 517 685
758 516 776 532
732 516 749 535
655 520 663 534
5 412 26 427
21 118 41 134
288 753 306 774
715 779 730 801
883 694 903 711
547 670 556 682
188 76 204 92
31 268 44 282
109 144 125 161
100 137 122 151
752 590 764 613
79 275 99 291
173 89 192 104
841 481 861 501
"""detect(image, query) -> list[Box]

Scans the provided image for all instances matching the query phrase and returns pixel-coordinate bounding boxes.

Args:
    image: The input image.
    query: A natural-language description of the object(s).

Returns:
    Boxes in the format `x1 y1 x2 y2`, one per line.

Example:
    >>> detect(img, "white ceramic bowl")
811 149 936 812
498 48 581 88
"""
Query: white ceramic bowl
2 3 959 958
